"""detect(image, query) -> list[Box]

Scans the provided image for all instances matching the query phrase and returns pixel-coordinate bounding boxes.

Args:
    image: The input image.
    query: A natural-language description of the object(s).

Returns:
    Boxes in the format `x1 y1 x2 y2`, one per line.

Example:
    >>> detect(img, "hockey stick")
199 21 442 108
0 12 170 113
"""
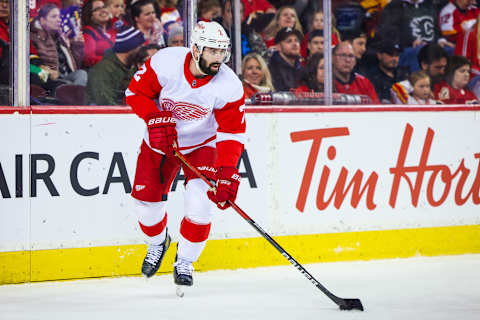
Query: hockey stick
174 149 364 311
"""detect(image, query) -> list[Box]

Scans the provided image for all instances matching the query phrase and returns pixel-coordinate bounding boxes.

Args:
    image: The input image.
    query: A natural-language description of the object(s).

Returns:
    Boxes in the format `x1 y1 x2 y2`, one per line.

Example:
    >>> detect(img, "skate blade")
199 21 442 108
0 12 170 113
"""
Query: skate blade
175 285 191 297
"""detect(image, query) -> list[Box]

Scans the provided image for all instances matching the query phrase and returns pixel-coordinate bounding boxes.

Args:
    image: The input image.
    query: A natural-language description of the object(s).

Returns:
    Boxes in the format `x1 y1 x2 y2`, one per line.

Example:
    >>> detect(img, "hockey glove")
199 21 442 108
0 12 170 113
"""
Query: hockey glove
146 112 177 155
207 166 241 210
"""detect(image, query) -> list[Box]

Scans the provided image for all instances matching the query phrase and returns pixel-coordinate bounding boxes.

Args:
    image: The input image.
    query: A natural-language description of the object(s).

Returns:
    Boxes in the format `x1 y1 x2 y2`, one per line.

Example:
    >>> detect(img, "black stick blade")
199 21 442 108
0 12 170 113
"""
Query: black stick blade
339 298 364 311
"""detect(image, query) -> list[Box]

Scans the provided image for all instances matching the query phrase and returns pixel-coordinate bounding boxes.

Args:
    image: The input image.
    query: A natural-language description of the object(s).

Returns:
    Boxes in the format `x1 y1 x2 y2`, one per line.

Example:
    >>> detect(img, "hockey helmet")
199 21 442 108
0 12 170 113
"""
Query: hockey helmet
191 21 231 63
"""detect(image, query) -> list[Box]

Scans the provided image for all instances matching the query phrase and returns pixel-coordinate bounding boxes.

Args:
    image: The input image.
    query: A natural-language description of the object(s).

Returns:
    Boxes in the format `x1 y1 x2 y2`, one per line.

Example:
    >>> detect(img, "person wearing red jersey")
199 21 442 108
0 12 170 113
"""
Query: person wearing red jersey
125 21 246 289
434 55 479 104
241 0 275 21
332 41 380 104
454 15 480 77
439 0 479 44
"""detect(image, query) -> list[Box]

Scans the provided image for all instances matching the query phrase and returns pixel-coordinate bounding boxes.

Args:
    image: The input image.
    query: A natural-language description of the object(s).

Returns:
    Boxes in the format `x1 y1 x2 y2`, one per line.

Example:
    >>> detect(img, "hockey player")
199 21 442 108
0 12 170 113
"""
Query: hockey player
125 21 245 287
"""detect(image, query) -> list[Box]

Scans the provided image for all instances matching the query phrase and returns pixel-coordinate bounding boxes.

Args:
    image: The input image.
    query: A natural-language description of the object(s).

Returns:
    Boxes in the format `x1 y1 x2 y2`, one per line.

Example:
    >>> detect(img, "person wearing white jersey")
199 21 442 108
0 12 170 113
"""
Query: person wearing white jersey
125 21 245 288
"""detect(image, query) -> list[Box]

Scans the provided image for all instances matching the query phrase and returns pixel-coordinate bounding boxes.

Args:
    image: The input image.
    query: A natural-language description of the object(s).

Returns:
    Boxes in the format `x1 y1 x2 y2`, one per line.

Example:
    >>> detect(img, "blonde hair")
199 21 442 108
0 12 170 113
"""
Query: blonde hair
241 53 275 91
309 10 341 42
263 6 303 41
408 70 430 87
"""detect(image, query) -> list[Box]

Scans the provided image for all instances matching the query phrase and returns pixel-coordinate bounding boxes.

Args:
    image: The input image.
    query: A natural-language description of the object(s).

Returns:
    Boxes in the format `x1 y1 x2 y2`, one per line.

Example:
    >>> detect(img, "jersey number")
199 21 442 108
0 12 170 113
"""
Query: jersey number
134 64 147 82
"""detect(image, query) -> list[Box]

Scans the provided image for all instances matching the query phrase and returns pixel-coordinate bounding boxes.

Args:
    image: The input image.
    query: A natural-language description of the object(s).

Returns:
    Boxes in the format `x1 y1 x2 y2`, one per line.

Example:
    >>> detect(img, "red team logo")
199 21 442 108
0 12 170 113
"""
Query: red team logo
161 98 210 121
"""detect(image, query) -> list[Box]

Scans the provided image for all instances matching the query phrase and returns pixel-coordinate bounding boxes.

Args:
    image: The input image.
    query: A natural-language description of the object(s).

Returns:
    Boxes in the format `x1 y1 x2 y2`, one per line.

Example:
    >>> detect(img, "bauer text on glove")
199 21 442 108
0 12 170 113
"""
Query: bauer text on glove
146 112 177 154
207 166 241 209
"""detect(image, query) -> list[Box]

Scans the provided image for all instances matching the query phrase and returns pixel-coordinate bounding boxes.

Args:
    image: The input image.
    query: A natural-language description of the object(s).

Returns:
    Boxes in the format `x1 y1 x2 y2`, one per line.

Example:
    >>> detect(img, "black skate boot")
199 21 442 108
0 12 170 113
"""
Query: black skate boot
141 232 171 278
173 255 194 286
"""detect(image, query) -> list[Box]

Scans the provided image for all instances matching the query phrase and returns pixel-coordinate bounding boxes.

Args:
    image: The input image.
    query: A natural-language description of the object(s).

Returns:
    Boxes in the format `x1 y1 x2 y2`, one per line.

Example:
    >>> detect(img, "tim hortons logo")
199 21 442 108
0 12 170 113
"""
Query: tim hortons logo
290 123 480 212
161 98 210 121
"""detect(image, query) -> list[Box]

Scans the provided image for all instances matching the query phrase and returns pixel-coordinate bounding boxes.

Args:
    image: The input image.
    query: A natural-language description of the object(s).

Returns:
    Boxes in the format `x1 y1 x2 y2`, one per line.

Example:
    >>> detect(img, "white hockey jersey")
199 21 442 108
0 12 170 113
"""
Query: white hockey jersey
126 47 246 167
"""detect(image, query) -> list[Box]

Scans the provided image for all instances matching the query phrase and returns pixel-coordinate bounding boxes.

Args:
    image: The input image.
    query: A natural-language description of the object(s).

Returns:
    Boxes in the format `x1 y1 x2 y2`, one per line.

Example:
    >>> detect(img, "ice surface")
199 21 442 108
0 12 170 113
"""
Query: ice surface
1 255 479 320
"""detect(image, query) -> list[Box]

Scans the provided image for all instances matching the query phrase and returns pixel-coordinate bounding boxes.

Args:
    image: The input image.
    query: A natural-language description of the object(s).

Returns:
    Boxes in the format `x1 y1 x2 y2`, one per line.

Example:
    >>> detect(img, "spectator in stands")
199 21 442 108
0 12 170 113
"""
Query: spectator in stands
305 29 323 59
261 6 303 49
198 0 222 21
86 26 145 105
30 3 87 93
454 15 480 77
434 55 479 103
294 52 324 93
367 39 408 103
333 41 380 104
342 29 367 74
30 0 63 20
129 0 166 47
300 10 340 58
82 0 117 68
391 43 448 104
106 0 127 30
243 4 274 62
268 27 302 91
216 0 232 30
406 70 438 104
106 0 126 19
241 52 274 98
292 0 314 31
439 0 479 44
167 24 184 47
0 0 9 85
359 0 389 37
342 29 367 62
134 43 161 69
241 0 276 21
155 0 181 29
377 0 450 73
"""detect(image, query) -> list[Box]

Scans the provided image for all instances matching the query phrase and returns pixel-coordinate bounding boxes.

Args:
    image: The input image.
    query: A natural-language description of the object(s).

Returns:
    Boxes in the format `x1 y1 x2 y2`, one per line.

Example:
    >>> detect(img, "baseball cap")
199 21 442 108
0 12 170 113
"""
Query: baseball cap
378 40 402 55
274 27 303 44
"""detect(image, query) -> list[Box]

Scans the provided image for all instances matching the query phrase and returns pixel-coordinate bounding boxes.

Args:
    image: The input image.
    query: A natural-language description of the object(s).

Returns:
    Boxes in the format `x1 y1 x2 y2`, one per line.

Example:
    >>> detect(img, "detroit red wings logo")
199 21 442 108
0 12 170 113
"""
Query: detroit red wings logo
161 98 210 121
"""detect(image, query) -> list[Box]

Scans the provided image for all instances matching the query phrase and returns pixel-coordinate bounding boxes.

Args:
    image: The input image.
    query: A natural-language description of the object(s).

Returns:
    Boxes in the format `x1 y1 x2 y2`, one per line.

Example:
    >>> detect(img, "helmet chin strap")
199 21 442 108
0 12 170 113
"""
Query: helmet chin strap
192 45 208 76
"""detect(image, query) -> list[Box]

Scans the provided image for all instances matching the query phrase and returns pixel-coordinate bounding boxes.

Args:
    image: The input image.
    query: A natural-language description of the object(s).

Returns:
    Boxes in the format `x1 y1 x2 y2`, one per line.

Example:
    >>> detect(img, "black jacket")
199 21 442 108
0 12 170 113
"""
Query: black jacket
377 0 441 48
268 51 302 92
367 64 409 103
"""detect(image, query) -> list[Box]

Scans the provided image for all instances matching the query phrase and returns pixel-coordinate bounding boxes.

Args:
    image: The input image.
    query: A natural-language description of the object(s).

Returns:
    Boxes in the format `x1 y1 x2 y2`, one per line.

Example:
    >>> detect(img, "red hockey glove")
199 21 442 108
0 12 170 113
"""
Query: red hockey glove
146 112 177 155
207 166 241 210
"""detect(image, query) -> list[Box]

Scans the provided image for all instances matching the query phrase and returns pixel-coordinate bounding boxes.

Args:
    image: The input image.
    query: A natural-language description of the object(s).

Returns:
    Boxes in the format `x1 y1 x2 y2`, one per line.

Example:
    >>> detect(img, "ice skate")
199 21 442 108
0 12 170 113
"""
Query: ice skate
141 232 171 278
173 256 194 297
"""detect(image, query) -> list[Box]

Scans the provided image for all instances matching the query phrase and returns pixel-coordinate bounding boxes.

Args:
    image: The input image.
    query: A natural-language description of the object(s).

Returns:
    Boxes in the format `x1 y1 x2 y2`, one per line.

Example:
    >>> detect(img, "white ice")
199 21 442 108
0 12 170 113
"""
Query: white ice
1 254 479 320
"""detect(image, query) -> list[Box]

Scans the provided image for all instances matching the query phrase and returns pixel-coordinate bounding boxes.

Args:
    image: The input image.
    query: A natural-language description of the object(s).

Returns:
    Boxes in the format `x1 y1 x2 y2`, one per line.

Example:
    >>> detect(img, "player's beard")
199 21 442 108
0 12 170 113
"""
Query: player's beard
199 57 221 76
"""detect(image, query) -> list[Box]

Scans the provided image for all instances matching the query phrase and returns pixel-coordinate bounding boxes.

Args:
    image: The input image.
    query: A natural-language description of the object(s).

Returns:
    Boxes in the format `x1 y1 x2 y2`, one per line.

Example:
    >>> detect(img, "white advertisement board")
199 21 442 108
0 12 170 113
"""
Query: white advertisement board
0 113 30 252
1 110 479 252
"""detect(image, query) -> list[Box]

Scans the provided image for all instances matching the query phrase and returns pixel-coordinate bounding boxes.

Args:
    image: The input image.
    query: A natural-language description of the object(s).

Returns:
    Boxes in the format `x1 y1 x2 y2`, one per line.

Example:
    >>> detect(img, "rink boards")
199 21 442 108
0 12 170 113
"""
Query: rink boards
1 105 480 284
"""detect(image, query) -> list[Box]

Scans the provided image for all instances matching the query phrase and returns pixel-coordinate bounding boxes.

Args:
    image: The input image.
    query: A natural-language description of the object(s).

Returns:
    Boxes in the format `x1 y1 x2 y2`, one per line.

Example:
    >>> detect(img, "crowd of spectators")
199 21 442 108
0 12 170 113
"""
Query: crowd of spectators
238 0 480 105
2 0 480 105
